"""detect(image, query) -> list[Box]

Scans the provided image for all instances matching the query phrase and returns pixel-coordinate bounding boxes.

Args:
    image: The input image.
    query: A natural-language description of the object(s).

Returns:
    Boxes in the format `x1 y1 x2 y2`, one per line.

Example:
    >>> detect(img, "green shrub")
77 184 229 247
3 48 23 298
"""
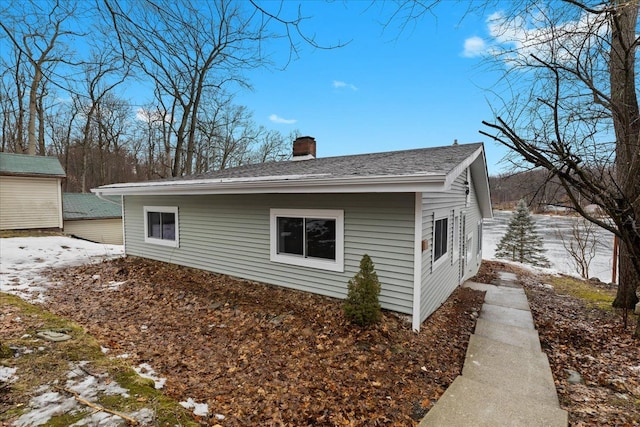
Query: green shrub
343 254 382 326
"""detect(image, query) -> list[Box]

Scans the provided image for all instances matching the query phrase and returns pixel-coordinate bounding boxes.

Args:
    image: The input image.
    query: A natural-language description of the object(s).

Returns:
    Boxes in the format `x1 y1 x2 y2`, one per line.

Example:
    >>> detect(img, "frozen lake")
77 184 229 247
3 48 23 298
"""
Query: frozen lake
483 210 616 283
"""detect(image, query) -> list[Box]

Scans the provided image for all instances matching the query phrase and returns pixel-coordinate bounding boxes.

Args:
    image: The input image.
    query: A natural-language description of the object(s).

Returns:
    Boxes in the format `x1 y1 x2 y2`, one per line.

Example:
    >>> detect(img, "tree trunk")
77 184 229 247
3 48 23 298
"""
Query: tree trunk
26 67 42 155
610 0 640 313
37 87 46 155
613 240 639 309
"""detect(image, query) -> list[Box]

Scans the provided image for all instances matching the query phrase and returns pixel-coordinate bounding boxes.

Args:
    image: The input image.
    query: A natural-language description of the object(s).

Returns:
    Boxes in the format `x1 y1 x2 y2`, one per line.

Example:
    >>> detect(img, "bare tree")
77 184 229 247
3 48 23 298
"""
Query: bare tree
46 98 79 190
556 217 601 280
251 128 295 164
0 0 84 155
390 0 639 335
75 49 128 192
477 1 639 323
101 0 272 176
0 47 29 153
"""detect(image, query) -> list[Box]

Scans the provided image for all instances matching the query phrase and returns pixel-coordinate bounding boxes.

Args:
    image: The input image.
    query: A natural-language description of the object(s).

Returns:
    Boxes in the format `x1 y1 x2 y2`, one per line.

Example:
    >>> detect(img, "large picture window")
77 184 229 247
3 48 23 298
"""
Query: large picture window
144 206 179 247
270 209 344 272
433 216 448 265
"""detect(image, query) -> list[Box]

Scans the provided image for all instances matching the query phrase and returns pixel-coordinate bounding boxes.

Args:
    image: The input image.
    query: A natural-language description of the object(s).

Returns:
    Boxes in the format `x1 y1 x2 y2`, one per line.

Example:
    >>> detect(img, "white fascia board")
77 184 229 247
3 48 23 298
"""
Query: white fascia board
92 173 448 196
470 151 494 219
443 146 483 191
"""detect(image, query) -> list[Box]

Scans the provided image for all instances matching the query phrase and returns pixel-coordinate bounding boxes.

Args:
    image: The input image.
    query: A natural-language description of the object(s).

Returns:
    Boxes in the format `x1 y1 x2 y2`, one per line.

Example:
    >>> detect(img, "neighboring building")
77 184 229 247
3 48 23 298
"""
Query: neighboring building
63 193 123 245
0 152 66 230
94 137 492 330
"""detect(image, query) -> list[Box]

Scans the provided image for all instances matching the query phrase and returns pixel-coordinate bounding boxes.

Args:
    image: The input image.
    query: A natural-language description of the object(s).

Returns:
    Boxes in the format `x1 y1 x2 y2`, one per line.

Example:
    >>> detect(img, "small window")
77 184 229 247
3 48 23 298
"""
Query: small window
477 220 483 254
144 206 179 247
433 217 448 264
270 209 344 272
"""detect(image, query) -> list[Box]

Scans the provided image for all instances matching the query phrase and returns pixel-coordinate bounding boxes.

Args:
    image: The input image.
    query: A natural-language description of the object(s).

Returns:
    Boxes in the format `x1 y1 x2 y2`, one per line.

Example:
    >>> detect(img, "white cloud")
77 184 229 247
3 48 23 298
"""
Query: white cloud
462 36 487 57
269 114 297 124
136 107 171 124
332 80 358 91
484 8 609 67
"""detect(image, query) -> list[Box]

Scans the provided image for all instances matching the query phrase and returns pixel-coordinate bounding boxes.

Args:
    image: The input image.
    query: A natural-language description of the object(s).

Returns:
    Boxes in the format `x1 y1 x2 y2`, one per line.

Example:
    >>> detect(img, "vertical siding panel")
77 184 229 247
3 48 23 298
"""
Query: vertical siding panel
123 193 416 314
0 176 62 229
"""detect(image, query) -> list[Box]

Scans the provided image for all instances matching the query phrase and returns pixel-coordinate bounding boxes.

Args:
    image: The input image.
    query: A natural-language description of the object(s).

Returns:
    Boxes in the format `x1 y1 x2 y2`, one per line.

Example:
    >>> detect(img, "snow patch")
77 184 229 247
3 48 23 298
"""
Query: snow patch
180 398 209 417
14 391 77 427
14 362 133 426
0 236 123 302
0 366 18 382
134 363 166 389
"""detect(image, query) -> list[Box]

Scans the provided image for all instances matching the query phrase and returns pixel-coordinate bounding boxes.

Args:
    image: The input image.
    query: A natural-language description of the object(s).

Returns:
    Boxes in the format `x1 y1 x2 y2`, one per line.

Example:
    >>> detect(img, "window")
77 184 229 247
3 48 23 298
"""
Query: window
270 209 344 272
433 216 448 264
144 206 179 247
477 220 483 254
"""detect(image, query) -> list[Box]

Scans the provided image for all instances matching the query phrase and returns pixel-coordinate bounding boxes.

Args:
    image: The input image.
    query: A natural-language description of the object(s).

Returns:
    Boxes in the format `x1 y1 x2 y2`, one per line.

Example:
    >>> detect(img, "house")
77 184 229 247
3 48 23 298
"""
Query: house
93 137 492 330
0 152 66 231
63 193 123 245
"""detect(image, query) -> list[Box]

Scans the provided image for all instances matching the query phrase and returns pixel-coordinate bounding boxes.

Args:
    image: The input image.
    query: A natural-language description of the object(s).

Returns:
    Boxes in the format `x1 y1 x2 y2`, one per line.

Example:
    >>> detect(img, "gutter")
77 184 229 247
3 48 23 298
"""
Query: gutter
92 173 449 196
94 191 123 206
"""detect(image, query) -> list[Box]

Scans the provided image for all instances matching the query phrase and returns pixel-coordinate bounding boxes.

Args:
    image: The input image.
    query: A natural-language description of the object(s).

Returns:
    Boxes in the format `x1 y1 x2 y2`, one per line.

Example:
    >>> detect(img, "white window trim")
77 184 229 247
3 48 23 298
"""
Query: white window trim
143 206 179 248
270 208 344 272
466 232 473 266
432 214 449 270
452 212 460 263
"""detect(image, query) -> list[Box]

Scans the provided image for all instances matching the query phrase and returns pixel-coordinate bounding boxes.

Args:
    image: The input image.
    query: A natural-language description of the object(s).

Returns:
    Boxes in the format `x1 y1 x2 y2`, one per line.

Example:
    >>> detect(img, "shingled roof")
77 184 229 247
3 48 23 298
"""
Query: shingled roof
0 152 66 177
182 142 483 181
96 142 485 192
94 141 492 217
63 193 122 220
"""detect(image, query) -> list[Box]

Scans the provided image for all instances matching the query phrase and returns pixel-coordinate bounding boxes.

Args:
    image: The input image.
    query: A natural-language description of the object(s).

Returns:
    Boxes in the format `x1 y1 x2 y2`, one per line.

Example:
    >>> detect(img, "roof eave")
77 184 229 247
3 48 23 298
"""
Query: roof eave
92 174 449 196
1 172 66 179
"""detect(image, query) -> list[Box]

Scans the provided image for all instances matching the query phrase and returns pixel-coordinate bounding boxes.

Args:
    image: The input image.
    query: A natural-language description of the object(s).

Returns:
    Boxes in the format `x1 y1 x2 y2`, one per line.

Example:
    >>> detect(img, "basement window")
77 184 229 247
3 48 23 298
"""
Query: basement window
270 208 344 272
144 206 179 247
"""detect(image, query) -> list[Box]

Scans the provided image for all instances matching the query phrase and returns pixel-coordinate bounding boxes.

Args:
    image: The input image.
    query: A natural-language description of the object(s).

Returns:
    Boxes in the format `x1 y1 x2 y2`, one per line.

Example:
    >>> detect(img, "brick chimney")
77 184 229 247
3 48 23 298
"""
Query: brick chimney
292 136 316 161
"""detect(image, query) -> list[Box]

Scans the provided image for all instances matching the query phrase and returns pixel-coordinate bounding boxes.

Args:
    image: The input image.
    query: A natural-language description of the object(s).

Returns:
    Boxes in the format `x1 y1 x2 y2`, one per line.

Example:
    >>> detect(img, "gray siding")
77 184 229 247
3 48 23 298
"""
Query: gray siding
419 169 483 323
462 174 483 281
123 193 415 314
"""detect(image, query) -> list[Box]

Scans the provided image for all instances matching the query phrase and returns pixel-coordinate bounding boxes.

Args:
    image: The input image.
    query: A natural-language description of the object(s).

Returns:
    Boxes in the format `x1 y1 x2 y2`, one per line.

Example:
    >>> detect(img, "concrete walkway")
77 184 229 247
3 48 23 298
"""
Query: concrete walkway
419 272 568 426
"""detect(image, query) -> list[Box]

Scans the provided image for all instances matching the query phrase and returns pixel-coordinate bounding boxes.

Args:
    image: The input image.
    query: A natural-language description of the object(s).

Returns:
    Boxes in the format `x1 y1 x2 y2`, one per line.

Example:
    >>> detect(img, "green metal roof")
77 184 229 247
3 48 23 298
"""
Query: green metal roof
0 152 66 177
63 193 122 220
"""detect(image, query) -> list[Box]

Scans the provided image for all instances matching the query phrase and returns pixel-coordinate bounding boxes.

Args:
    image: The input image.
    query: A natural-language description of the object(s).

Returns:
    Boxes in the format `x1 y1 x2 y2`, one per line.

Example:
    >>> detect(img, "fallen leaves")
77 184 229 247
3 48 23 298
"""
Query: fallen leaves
475 261 640 427
43 256 484 426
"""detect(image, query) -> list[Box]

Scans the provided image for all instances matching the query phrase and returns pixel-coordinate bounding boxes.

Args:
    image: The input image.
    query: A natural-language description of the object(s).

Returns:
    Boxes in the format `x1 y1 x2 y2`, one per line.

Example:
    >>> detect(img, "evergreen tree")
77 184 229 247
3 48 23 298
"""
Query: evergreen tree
496 199 550 267
343 254 382 326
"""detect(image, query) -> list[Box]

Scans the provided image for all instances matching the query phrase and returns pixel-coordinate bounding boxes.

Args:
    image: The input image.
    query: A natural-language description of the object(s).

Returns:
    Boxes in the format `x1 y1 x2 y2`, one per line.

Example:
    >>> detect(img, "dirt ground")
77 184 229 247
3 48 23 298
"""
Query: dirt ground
524 279 640 426
475 261 640 426
43 256 485 426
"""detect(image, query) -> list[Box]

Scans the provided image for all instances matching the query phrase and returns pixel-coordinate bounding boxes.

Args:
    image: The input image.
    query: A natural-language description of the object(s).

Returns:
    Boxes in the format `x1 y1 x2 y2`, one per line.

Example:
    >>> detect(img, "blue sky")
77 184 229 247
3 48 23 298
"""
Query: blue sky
232 1 510 175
